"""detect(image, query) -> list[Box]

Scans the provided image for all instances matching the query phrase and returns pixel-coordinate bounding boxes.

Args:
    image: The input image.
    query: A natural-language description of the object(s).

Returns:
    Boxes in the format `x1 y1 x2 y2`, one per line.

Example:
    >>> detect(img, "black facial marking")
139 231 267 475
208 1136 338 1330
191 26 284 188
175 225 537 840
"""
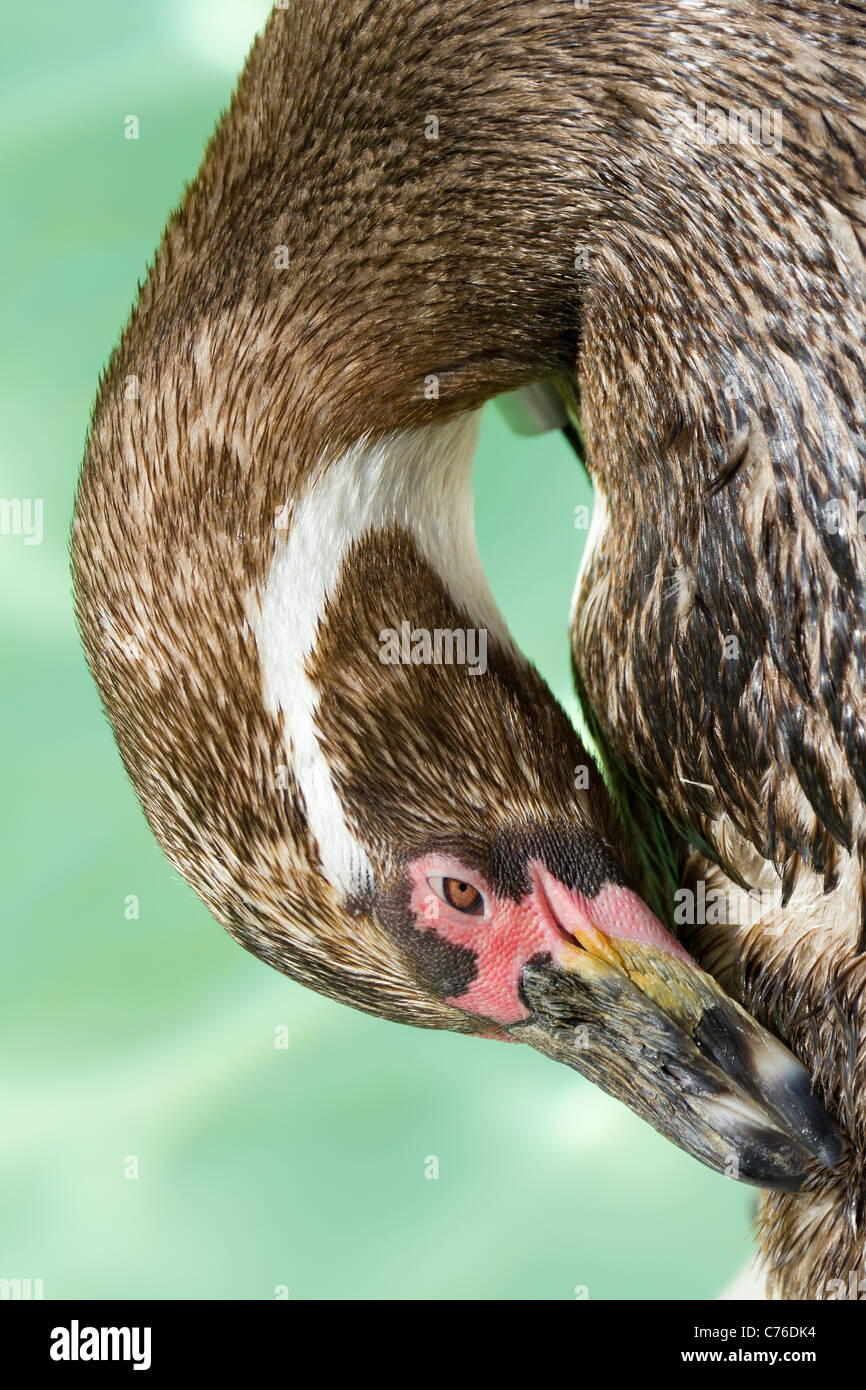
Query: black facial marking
392 923 479 998
359 820 630 1002
488 823 630 902
372 873 479 998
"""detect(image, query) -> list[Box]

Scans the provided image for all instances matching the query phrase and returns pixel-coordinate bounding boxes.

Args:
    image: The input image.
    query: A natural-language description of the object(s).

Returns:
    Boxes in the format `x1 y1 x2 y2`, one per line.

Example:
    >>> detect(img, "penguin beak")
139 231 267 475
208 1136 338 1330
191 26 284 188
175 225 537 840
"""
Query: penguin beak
509 865 843 1191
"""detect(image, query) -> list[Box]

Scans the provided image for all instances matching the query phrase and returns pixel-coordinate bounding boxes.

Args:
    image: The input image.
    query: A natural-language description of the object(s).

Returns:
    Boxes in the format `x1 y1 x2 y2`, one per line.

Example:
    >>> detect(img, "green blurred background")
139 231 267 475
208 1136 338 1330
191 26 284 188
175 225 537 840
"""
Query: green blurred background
1 0 754 1298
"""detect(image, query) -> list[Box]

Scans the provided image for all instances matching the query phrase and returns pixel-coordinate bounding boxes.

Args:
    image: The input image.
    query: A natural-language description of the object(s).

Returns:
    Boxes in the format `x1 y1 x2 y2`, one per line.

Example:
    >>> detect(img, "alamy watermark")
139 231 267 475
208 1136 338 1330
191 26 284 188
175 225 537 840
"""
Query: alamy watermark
671 100 782 153
674 881 804 937
823 496 866 535
50 1321 151 1371
0 498 42 545
817 1268 866 1300
379 622 488 676
0 1277 43 1299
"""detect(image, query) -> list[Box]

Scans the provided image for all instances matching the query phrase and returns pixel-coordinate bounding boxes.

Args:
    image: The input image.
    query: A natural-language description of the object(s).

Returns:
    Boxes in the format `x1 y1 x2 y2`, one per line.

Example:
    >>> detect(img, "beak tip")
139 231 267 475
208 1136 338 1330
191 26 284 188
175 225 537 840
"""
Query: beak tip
518 953 845 1190
771 1066 844 1169
695 1002 845 1174
714 1123 821 1193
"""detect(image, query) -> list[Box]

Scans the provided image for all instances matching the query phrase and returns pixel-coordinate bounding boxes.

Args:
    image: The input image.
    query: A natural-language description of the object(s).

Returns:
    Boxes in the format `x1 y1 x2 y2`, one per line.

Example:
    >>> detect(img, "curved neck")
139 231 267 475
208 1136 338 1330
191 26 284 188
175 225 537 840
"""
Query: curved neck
250 411 515 895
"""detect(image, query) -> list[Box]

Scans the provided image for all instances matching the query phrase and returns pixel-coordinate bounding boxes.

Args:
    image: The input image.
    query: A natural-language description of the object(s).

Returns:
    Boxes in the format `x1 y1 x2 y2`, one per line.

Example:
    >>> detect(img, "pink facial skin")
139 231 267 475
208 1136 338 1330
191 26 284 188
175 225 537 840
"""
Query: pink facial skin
406 853 693 1027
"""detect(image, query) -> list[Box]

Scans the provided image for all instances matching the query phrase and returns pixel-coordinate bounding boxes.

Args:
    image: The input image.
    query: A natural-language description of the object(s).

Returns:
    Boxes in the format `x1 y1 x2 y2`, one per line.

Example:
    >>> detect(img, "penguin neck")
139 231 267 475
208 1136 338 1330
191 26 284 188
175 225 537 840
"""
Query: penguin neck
249 410 515 895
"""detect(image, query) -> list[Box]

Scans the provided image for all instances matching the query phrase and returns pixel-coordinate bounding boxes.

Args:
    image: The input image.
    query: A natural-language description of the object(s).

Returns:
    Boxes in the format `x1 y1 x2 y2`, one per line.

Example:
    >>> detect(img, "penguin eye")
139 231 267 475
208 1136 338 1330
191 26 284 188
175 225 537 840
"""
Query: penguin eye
428 876 485 916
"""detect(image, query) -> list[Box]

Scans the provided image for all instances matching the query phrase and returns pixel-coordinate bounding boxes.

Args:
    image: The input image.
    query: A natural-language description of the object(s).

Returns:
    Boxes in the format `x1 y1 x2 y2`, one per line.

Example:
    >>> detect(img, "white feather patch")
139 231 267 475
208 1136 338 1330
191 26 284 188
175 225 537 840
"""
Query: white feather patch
570 475 610 630
250 410 514 895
